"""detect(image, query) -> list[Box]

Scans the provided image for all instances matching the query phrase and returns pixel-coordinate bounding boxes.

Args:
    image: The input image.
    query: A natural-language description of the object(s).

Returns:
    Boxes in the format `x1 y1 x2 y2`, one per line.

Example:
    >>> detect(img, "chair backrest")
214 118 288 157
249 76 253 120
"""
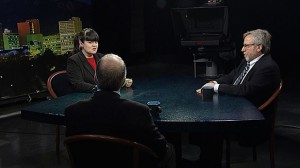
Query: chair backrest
258 81 282 111
259 81 282 131
64 134 159 168
47 70 74 98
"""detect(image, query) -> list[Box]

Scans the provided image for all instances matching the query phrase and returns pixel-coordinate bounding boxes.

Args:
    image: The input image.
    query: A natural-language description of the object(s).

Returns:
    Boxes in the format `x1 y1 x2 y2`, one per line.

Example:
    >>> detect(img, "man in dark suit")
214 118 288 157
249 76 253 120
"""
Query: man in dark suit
197 29 281 108
192 29 281 167
65 53 176 168
197 29 281 130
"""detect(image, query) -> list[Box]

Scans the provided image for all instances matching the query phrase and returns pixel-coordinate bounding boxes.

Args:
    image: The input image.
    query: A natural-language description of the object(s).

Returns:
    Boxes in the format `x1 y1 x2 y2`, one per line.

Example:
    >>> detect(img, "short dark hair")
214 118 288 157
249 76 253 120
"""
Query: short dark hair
78 28 99 42
72 28 99 54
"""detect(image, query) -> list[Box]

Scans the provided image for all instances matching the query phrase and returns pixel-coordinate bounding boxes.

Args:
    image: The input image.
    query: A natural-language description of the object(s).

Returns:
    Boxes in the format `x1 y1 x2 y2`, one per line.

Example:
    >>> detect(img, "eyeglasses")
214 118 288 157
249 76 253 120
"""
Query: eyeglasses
242 43 256 48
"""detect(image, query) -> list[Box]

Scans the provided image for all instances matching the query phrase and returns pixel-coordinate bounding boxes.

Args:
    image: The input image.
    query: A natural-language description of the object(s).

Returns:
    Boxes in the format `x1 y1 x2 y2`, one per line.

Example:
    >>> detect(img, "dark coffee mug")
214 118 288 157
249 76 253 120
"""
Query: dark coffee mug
202 86 214 101
147 101 161 117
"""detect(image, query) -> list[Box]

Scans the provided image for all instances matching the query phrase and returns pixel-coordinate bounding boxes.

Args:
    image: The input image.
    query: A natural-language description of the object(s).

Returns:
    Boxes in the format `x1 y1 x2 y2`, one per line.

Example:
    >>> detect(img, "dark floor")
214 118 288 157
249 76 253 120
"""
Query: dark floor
0 63 300 168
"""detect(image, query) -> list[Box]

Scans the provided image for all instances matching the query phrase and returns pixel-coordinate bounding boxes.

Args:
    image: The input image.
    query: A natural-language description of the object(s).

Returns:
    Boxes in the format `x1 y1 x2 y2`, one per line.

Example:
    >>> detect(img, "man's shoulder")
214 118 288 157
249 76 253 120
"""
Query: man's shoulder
119 99 149 113
122 98 148 107
257 54 279 68
65 99 91 113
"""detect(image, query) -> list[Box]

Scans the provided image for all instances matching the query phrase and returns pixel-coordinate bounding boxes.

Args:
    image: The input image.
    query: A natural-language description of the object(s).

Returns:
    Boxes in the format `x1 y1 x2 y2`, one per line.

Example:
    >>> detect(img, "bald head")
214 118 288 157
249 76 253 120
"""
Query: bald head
96 54 127 91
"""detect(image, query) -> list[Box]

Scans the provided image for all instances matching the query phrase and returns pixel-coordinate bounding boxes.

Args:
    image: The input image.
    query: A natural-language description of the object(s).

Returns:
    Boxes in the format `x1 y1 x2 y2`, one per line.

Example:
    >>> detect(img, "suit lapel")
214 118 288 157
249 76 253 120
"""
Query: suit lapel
242 54 268 82
78 52 95 78
233 60 247 80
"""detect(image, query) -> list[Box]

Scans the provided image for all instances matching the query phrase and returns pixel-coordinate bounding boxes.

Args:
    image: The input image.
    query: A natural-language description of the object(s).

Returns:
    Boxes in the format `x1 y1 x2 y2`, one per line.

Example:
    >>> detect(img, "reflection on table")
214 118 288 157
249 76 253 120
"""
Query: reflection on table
21 75 264 133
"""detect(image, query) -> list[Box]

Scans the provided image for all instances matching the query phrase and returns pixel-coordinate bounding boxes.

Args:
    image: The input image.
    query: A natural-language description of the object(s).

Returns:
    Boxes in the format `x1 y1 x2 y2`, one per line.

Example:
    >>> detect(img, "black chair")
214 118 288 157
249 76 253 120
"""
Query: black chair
47 70 74 156
64 134 159 168
225 81 283 168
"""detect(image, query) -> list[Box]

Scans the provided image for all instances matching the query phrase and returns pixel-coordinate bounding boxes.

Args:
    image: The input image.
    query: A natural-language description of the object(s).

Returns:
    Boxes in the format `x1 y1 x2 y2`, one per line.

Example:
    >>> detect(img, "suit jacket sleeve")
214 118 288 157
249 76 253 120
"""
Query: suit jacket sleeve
140 108 168 159
216 54 281 107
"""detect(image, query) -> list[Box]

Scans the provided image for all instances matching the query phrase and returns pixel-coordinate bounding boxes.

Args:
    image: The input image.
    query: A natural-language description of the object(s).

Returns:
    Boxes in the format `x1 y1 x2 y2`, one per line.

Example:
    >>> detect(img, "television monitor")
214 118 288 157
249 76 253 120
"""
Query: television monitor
171 6 229 44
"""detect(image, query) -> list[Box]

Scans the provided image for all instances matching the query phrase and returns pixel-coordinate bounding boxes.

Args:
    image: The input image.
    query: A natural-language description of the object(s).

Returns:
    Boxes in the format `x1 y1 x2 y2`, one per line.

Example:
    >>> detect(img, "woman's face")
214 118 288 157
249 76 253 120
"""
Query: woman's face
80 40 98 57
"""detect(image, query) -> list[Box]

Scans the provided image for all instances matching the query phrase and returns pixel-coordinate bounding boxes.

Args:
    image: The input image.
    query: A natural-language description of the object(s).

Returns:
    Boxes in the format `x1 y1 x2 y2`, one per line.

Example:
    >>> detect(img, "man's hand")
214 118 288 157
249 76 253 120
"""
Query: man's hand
195 82 215 93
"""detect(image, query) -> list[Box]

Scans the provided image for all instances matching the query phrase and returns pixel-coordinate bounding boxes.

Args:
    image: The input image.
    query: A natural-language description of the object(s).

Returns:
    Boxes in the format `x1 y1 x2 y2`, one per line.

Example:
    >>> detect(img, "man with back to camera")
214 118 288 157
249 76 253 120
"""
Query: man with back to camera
191 29 281 167
65 53 176 168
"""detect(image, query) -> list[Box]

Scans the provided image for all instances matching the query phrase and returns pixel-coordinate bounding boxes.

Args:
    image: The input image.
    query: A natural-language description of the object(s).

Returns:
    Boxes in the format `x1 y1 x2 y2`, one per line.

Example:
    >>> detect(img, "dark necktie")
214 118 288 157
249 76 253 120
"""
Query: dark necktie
233 62 250 85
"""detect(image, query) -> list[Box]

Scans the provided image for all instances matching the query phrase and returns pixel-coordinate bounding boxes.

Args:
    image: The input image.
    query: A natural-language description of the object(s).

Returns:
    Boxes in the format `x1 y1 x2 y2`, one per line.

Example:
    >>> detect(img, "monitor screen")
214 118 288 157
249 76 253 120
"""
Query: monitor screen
171 6 228 39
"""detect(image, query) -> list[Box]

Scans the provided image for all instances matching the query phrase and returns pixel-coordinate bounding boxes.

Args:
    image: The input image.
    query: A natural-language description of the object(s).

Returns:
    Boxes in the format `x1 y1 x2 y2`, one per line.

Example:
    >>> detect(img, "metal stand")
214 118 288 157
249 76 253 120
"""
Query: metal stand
193 48 219 79
193 55 218 78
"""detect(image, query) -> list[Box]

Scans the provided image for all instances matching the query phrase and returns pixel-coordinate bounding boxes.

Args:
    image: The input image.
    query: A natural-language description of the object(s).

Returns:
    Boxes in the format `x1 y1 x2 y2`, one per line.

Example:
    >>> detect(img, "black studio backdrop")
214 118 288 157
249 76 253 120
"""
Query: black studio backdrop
1 0 299 104
91 0 300 77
